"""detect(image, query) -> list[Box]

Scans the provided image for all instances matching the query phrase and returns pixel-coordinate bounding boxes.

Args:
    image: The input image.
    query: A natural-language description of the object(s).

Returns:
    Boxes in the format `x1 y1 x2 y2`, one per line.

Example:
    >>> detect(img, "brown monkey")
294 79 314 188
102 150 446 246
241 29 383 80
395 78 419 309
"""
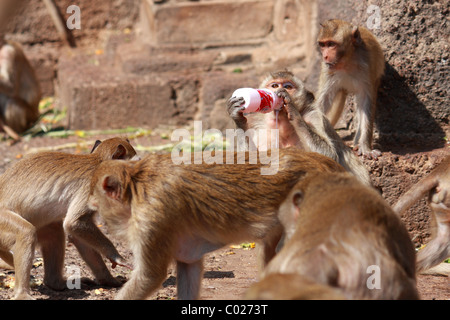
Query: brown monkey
227 70 371 186
245 273 346 300
88 148 346 300
0 41 41 141
316 19 385 159
393 155 450 273
247 172 419 300
0 137 136 300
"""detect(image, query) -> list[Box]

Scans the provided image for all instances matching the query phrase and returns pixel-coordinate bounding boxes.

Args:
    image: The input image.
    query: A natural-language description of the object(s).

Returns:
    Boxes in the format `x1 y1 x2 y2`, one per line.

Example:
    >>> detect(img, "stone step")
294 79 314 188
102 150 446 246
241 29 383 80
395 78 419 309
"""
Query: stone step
56 43 258 131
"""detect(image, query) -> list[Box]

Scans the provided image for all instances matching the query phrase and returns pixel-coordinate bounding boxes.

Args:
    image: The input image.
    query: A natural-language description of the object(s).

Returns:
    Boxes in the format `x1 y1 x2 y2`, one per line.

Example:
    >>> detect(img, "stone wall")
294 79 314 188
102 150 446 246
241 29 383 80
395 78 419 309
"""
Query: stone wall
55 0 320 131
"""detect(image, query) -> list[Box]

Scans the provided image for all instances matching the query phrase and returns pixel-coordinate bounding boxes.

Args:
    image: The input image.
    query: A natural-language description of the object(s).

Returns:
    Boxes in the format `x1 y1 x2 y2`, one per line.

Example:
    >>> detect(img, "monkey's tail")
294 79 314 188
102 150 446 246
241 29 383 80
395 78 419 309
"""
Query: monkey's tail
392 177 438 216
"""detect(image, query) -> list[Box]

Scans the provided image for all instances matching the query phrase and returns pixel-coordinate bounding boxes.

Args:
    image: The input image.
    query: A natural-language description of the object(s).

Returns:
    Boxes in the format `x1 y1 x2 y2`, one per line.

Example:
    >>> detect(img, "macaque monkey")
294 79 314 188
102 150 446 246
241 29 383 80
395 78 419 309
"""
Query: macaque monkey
316 19 385 159
245 273 346 300
246 172 419 300
88 148 346 300
227 70 371 186
393 155 450 273
0 41 41 141
0 137 137 300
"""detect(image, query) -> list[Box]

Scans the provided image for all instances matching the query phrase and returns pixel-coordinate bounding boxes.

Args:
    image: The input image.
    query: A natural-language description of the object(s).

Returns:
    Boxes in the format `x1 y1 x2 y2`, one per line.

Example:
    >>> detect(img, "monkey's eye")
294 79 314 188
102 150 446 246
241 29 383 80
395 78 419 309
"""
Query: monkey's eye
270 83 280 89
283 82 295 90
318 41 337 48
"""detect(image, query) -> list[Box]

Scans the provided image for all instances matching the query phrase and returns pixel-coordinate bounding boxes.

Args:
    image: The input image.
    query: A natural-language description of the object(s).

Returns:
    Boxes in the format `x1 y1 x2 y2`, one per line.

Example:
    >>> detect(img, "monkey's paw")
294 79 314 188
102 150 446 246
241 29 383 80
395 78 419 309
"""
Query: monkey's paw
227 96 246 117
226 96 248 128
276 88 291 104
354 145 382 160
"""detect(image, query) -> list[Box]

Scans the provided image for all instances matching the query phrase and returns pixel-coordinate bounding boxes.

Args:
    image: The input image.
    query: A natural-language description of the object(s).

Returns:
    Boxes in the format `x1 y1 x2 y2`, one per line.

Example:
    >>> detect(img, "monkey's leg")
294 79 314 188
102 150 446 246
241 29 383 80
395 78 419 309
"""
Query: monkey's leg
176 259 204 300
115 251 171 300
353 93 380 159
327 90 347 127
0 247 14 268
1 98 33 141
257 225 283 272
1 123 21 141
69 235 122 287
37 221 66 290
0 210 37 300
416 210 450 272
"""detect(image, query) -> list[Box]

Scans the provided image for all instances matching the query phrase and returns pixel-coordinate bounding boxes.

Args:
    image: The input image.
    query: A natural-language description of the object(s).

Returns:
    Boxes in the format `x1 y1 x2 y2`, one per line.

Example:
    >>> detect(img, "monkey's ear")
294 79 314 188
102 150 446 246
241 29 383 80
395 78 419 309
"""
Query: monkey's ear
112 145 127 159
91 140 102 153
279 190 304 233
292 191 303 208
351 26 362 45
291 191 303 222
102 176 122 201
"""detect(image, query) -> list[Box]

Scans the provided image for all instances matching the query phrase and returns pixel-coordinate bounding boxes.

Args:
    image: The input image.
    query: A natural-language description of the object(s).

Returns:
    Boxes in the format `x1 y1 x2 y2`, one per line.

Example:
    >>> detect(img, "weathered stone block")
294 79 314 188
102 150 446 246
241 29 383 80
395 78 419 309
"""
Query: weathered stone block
57 54 199 130
141 0 275 45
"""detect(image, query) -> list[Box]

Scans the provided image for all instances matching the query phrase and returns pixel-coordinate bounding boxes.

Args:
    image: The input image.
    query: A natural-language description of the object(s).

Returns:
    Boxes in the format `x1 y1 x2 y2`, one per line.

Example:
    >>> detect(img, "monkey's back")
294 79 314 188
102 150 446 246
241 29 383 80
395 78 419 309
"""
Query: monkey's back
133 148 345 243
358 26 385 81
274 172 418 299
0 151 101 226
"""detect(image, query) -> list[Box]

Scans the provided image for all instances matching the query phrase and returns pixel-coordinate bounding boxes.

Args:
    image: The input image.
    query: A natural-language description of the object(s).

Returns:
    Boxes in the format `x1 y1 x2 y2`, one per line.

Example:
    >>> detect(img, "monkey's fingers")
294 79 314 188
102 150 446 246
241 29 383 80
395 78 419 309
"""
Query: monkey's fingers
354 146 381 160
228 96 245 108
110 257 133 270
276 89 291 104
227 97 246 116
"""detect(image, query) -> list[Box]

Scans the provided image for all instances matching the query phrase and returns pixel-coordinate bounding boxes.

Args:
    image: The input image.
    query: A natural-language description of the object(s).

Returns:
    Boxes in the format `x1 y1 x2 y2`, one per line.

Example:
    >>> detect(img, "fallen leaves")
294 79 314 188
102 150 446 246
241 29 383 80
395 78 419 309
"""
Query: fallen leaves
0 273 43 290
94 288 105 295
230 243 255 250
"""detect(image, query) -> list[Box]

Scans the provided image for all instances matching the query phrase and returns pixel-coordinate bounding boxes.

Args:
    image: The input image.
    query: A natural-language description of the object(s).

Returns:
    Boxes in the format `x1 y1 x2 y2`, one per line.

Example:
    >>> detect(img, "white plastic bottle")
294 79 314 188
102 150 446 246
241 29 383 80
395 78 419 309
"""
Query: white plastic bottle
231 88 283 113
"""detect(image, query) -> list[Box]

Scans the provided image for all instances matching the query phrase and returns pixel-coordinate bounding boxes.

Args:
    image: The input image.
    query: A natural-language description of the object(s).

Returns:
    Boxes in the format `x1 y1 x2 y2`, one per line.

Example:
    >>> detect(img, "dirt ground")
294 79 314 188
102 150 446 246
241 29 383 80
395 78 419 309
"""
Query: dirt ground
0 132 447 301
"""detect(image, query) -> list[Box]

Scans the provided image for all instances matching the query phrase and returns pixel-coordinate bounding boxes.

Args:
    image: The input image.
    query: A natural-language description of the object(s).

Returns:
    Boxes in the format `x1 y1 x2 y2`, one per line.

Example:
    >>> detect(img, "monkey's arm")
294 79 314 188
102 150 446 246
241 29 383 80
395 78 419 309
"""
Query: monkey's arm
64 208 130 269
226 96 249 131
278 90 338 160
393 175 439 216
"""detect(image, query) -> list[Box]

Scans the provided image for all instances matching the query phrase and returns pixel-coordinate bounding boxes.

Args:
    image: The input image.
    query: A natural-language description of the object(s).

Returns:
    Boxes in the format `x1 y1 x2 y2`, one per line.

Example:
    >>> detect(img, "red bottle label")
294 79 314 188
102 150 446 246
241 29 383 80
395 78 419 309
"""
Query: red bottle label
256 90 274 113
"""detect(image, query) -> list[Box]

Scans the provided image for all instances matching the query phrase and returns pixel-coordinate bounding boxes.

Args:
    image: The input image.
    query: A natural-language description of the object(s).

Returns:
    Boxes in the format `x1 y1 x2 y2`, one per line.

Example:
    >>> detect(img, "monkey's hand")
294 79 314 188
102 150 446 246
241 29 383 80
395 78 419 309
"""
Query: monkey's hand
276 89 300 121
227 96 248 128
109 255 133 270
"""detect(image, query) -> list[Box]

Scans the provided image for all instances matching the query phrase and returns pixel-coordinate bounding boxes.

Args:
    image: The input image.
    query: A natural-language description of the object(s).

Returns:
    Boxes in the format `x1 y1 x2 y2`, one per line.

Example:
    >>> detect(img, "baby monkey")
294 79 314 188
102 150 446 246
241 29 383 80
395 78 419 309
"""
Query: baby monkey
394 155 450 272
0 137 136 299
88 148 346 300
227 70 371 186
246 172 419 300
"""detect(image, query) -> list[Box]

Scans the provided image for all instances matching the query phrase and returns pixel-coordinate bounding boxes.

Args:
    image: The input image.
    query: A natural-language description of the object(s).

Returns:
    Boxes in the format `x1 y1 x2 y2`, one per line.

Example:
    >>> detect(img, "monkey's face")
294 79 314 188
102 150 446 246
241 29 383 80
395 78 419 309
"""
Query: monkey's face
317 20 358 71
318 40 342 69
264 78 298 96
